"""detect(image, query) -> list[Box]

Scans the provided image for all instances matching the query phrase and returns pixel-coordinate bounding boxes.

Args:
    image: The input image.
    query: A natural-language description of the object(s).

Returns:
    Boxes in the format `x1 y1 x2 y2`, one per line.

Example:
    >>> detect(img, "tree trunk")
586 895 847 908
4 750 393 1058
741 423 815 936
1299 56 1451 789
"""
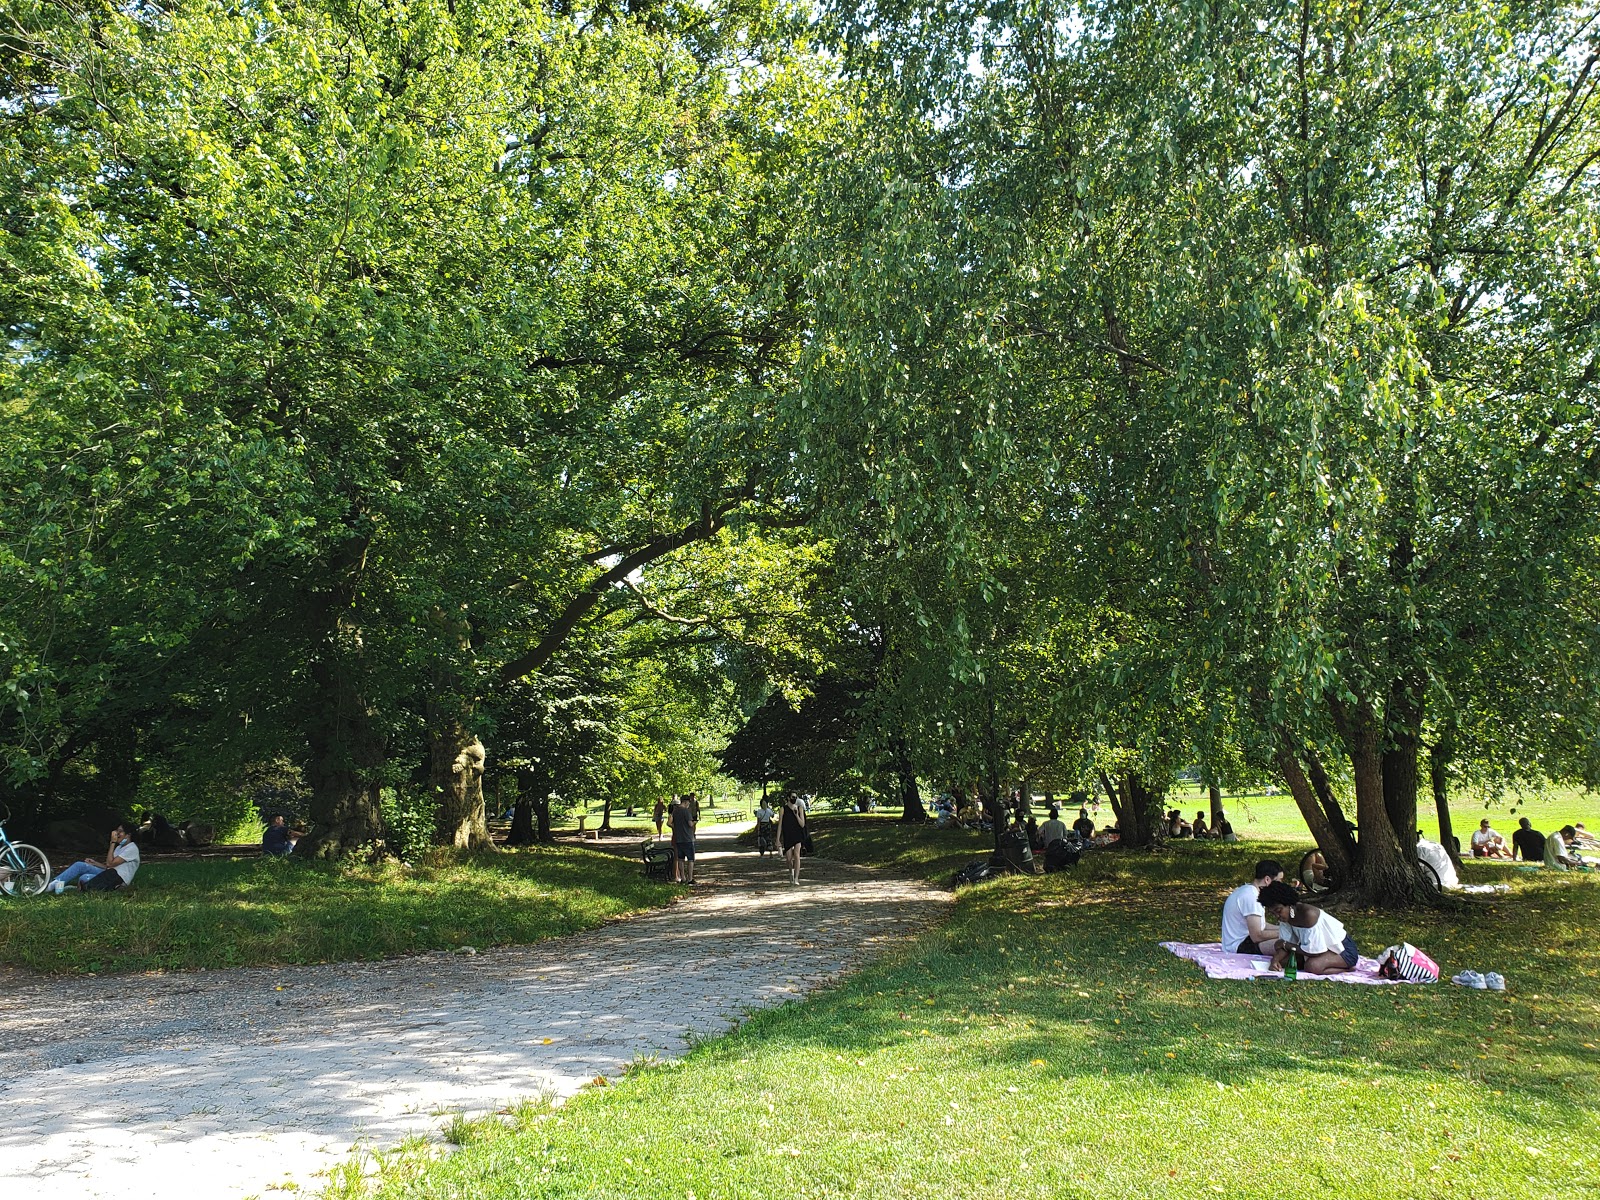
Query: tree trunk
600 795 613 833
1303 746 1358 861
1382 684 1425 860
430 714 490 850
1331 699 1422 904
1102 769 1160 849
1430 735 1463 871
508 798 536 846
894 739 926 822
296 646 387 858
1275 739 1353 883
1208 784 1223 829
296 536 387 858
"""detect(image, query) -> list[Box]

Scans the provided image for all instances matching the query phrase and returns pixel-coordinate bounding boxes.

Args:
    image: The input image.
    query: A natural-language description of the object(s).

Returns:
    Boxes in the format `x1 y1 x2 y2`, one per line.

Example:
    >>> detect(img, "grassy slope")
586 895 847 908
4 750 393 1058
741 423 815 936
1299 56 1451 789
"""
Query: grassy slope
0 844 678 974
350 827 1600 1200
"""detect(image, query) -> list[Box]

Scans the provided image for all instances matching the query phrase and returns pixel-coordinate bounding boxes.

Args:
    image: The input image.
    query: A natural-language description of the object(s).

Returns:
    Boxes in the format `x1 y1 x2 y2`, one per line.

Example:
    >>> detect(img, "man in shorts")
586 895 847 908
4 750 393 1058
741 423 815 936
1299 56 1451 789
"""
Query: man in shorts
1220 859 1283 955
670 794 697 885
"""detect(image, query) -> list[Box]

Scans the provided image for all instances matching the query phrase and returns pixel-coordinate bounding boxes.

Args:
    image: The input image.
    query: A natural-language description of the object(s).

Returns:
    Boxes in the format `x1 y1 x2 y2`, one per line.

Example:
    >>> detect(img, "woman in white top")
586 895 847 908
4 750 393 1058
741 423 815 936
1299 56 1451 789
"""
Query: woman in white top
1259 881 1360 974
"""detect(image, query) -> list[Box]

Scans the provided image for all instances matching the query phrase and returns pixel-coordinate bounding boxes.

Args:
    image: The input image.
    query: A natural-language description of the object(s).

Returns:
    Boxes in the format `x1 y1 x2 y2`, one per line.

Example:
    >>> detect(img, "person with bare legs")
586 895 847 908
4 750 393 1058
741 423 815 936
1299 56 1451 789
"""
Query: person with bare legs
670 794 697 885
778 793 806 885
1260 881 1361 975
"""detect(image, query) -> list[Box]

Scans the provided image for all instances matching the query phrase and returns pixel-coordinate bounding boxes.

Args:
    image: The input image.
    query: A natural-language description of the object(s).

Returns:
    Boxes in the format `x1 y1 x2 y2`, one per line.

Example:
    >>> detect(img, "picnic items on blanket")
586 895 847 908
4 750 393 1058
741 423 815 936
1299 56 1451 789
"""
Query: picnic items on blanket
1375 942 1440 982
1159 941 1413 984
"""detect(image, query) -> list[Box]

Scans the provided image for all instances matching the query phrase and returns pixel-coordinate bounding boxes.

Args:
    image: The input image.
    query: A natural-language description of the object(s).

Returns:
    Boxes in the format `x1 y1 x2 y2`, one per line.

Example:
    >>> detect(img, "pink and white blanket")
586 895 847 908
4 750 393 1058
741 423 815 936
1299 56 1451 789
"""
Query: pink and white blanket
1160 941 1411 985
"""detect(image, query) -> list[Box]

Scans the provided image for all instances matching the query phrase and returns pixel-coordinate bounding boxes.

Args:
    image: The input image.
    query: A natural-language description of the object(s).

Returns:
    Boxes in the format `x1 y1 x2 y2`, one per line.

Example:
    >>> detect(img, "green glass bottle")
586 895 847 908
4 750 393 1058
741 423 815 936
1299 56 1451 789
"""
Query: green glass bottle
1284 948 1298 980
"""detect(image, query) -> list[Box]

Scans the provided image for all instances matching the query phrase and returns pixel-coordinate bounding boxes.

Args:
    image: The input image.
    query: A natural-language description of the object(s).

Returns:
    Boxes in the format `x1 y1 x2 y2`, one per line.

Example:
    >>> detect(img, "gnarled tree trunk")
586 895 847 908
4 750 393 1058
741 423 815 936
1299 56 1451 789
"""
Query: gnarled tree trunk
431 714 490 850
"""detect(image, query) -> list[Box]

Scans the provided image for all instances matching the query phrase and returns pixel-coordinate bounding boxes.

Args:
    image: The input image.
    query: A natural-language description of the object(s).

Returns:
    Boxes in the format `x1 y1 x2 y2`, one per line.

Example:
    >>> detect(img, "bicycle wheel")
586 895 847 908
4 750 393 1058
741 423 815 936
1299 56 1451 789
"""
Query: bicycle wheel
0 844 50 896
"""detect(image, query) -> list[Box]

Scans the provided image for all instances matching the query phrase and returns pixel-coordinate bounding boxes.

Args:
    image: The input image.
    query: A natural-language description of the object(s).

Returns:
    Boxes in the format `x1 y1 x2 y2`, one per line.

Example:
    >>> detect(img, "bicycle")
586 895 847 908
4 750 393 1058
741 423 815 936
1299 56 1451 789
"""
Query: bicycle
0 804 51 897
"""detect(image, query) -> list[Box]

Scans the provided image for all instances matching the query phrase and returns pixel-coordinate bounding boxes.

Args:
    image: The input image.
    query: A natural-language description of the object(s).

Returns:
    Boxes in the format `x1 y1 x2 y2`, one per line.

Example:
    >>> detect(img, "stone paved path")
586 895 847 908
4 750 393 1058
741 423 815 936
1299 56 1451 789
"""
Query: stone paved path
0 828 947 1200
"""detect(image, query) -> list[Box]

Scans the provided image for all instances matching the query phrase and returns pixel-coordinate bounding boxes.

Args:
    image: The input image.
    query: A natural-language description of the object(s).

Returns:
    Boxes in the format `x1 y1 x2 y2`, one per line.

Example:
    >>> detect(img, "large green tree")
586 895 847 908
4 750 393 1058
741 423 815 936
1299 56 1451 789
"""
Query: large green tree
805 0 1600 897
2 0 832 852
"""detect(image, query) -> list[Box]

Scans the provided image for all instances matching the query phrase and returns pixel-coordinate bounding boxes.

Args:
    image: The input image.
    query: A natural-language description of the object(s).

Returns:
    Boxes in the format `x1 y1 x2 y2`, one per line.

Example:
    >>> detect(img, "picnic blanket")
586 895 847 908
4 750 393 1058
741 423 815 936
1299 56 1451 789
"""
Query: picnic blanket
1160 941 1409 985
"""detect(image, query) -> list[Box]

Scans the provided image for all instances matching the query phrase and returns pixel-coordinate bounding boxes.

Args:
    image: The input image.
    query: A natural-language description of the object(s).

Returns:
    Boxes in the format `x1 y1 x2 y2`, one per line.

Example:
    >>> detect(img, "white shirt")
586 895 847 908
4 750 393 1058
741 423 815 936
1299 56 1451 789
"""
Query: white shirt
1220 884 1264 951
1279 909 1348 955
1471 827 1497 847
110 839 141 885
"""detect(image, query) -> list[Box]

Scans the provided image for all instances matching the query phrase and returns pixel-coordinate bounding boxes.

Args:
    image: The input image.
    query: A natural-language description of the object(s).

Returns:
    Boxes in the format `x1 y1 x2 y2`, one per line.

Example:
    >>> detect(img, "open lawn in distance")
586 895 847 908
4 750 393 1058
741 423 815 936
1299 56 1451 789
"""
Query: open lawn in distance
0 845 679 975
335 830 1599 1200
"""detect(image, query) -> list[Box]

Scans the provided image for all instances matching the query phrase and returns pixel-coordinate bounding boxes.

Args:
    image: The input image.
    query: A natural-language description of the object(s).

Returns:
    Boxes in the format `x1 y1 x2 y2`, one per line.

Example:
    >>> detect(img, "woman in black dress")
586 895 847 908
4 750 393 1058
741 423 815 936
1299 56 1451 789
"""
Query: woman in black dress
778 794 807 885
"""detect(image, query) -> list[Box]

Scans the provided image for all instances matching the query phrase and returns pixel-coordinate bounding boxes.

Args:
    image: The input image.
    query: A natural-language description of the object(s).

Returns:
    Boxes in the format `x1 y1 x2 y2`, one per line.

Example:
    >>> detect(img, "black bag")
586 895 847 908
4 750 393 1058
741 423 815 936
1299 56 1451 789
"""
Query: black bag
952 858 995 886
1043 840 1080 872
83 869 125 892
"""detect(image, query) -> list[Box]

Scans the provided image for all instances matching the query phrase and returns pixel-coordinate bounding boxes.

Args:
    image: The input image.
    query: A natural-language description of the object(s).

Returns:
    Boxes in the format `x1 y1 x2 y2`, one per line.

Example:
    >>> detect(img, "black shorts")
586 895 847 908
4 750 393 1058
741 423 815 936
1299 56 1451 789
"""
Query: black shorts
1234 937 1268 956
673 840 695 861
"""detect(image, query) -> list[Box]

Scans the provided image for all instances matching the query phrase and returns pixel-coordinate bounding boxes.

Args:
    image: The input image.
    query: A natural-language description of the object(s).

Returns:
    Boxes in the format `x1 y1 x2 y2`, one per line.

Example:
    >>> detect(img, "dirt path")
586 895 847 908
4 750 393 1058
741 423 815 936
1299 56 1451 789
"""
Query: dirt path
0 827 948 1200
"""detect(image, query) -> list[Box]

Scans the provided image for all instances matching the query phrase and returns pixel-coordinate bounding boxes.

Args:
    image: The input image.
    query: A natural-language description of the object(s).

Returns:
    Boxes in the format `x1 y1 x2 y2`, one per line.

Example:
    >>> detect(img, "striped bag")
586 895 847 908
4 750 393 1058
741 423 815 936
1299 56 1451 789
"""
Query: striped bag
1376 942 1440 982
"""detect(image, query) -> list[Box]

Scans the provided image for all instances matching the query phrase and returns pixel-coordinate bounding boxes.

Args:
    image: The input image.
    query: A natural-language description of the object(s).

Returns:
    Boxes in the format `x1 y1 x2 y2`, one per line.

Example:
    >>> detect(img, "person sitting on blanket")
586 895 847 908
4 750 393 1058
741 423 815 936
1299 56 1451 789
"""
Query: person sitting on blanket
1471 819 1512 859
1259 880 1360 975
1220 860 1284 955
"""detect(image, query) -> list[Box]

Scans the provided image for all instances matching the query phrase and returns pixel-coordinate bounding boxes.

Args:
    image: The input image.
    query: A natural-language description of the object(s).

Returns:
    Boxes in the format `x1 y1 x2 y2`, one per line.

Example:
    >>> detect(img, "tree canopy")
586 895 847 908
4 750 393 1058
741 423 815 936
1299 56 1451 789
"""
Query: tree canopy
4 0 1596 891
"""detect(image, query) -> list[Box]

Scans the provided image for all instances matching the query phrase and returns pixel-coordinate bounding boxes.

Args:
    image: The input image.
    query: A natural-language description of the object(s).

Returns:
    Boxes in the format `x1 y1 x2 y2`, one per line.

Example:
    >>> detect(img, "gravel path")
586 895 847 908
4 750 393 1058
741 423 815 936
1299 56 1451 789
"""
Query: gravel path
0 828 947 1200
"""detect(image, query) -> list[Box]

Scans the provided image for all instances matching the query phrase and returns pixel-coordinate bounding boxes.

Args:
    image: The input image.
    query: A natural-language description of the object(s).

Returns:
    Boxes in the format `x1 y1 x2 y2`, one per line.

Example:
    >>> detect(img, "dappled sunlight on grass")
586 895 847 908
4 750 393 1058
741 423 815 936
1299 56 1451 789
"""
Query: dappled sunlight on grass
0 845 679 974
350 839 1600 1200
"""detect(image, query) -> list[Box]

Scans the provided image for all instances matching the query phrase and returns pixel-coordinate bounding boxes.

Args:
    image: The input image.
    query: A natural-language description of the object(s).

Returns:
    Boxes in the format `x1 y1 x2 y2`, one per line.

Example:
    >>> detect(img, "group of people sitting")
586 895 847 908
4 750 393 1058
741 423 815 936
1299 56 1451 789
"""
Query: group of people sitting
1473 817 1594 869
1222 858 1359 975
1167 808 1237 841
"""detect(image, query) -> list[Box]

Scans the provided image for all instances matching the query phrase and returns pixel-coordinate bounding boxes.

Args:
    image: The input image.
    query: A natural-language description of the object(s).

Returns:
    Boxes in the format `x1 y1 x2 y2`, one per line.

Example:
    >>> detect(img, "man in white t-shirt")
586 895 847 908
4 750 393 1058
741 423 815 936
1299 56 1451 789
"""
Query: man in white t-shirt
1470 819 1511 859
1220 860 1284 955
50 820 142 893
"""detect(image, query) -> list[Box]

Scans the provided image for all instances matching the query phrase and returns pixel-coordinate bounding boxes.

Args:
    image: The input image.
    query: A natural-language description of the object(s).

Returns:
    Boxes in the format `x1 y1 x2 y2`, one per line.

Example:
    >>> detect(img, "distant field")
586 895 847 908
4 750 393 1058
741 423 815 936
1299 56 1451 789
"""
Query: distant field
1164 783 1600 846
550 785 1600 847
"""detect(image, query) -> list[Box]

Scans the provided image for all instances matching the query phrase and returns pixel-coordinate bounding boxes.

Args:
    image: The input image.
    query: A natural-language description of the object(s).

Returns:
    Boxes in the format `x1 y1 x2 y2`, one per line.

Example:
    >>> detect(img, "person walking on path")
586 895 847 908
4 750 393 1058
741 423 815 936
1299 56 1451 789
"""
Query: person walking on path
653 798 666 838
778 793 807 885
670 795 697 885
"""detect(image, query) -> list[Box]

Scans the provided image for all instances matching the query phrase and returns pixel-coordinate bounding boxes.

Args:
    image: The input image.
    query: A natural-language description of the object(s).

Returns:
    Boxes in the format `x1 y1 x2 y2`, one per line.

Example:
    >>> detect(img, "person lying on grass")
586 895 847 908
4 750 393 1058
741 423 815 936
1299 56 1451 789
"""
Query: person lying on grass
1259 880 1361 975
1220 860 1283 955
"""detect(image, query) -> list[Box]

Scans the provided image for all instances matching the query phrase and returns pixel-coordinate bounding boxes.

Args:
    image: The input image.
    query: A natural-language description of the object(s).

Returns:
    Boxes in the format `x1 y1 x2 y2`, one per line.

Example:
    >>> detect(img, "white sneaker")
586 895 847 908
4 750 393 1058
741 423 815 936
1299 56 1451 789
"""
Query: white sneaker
1451 971 1487 989
1484 972 1506 991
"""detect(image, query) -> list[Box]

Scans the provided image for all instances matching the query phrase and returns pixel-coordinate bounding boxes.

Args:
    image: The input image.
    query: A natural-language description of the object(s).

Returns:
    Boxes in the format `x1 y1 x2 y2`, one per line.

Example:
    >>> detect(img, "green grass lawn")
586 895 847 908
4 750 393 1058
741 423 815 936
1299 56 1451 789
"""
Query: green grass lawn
337 830 1600 1200
1165 782 1600 846
0 844 679 974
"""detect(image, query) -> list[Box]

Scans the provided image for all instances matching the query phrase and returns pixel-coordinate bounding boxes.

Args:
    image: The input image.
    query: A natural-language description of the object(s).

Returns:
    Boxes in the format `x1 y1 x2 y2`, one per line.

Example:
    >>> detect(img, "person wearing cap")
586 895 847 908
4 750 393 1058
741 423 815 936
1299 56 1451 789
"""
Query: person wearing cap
1220 860 1283 955
1470 819 1511 859
1260 880 1360 975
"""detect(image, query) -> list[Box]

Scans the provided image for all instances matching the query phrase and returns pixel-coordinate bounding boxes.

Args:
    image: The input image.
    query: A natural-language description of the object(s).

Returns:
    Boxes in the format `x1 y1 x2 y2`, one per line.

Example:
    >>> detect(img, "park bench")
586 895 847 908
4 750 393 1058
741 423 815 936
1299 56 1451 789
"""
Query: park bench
714 809 741 823
640 837 673 881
